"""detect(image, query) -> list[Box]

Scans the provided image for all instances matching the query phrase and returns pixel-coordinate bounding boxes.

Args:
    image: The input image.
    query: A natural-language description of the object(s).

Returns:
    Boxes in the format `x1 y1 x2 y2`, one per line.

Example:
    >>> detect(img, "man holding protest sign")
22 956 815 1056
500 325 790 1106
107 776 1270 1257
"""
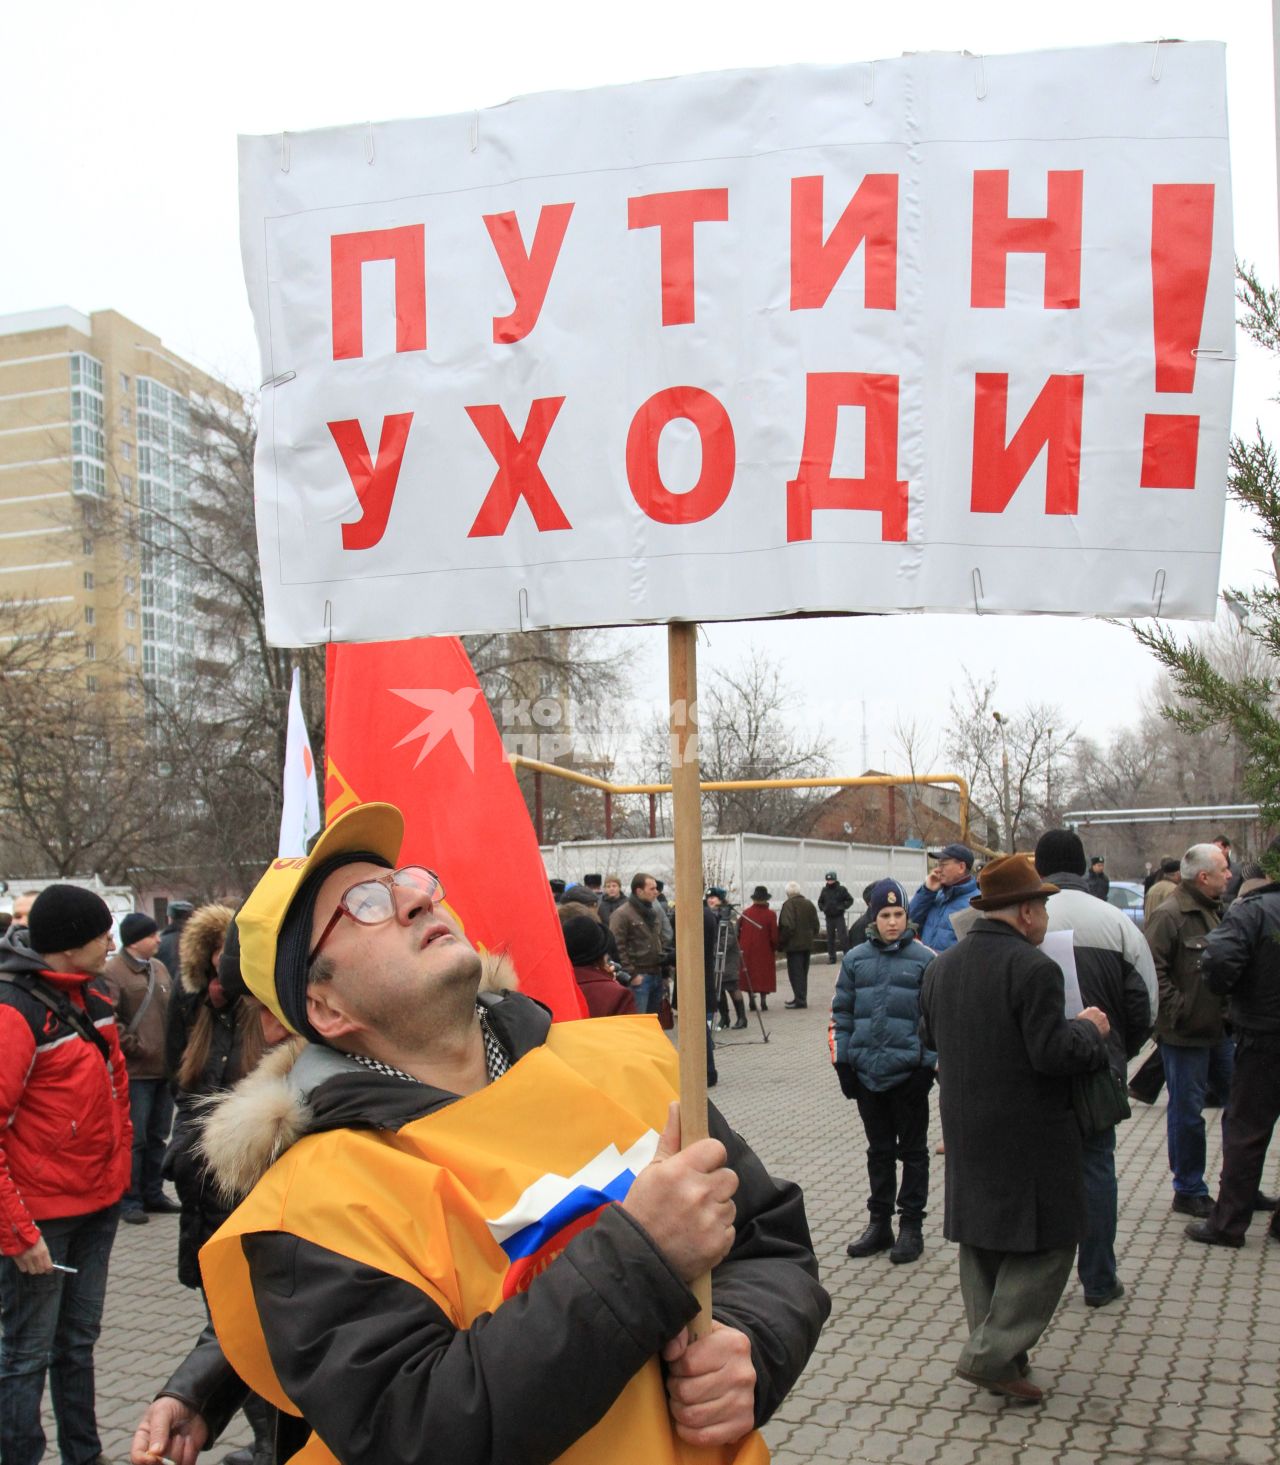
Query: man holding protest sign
184 803 827 1464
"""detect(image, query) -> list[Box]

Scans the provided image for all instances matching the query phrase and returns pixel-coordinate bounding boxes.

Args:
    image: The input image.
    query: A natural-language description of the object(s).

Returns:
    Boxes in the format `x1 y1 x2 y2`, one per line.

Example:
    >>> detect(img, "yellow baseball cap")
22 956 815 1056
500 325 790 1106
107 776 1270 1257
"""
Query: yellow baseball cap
236 802 404 1033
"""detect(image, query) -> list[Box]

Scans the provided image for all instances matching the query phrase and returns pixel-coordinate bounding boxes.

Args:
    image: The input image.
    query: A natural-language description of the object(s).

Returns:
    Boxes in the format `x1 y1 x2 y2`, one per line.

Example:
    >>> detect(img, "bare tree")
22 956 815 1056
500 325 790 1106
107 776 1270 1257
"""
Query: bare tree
639 652 834 836
944 671 1075 852
1064 612 1271 872
0 662 171 882
888 713 959 845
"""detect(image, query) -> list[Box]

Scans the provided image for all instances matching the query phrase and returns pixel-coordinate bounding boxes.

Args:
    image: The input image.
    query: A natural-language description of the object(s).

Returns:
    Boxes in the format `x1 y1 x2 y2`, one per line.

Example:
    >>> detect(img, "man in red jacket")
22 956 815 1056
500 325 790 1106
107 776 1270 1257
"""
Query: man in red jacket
0 884 132 1465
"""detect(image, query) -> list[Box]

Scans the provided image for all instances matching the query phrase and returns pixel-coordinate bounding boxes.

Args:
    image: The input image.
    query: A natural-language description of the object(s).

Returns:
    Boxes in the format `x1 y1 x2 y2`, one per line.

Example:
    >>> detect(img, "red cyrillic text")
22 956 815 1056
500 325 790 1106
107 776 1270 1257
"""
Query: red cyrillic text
971 170 1083 309
330 226 427 360
790 174 898 311
465 398 572 537
971 373 1084 513
627 188 730 325
329 413 415 549
625 387 736 524
786 374 908 542
484 203 576 344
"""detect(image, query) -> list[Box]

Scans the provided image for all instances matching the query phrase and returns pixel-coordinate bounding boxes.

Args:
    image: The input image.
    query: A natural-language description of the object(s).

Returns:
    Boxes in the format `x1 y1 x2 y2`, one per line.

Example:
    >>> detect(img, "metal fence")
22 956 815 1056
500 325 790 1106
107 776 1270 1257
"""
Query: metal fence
540 832 928 913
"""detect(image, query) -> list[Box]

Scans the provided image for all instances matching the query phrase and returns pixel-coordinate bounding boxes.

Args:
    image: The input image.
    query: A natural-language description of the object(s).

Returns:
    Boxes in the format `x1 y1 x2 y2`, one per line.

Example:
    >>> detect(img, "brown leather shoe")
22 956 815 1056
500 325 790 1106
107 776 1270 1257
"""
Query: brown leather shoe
956 1366 1044 1404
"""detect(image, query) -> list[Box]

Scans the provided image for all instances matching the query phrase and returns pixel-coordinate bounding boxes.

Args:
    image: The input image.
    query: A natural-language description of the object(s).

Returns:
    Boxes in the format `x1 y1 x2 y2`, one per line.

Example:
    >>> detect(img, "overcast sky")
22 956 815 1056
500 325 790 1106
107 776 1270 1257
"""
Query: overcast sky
4 1 1278 777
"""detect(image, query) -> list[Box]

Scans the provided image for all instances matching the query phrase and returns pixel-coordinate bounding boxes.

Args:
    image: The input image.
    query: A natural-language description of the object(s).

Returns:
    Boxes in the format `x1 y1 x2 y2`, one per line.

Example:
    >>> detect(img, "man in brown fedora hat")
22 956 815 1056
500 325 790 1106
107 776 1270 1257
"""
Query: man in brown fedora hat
921 854 1111 1403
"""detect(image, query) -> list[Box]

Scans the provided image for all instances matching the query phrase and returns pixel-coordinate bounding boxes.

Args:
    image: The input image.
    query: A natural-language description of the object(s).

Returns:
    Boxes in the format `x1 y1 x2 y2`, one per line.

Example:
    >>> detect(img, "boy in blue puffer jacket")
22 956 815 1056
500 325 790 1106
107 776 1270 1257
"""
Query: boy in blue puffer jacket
830 878 937 1264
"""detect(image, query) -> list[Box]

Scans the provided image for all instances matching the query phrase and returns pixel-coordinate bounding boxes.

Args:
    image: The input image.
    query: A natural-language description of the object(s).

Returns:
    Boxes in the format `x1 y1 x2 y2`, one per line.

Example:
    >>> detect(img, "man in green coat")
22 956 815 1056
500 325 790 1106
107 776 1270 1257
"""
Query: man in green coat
778 882 820 1008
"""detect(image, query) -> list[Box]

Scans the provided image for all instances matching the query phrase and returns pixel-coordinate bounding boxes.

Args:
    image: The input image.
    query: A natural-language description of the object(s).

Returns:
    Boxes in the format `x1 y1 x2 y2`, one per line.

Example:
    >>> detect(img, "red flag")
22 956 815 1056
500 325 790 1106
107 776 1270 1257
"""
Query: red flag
325 638 586 1021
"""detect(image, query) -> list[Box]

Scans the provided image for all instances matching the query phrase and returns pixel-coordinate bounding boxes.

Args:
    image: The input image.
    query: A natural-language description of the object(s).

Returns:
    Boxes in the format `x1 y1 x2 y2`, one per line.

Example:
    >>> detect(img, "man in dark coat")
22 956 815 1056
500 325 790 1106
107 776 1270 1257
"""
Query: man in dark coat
1085 856 1110 901
1185 874 1280 1248
156 899 195 980
920 854 1110 1404
818 873 853 964
1035 830 1154 1308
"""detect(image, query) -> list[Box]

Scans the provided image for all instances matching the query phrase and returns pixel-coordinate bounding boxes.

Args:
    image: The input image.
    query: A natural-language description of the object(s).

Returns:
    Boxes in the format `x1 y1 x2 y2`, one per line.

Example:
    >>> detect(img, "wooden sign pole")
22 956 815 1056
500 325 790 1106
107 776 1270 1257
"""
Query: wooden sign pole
667 620 712 1333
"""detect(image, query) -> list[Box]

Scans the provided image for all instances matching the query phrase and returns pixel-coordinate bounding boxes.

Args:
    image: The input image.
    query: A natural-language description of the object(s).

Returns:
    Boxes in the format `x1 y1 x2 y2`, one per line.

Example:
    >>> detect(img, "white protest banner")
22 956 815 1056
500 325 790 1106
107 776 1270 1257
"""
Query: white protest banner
239 42 1233 646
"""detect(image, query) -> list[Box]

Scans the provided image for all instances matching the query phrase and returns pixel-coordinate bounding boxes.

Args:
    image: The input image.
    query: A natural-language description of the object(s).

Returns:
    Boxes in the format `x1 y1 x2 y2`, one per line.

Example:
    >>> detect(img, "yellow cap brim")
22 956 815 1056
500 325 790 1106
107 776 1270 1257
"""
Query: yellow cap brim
236 803 404 1032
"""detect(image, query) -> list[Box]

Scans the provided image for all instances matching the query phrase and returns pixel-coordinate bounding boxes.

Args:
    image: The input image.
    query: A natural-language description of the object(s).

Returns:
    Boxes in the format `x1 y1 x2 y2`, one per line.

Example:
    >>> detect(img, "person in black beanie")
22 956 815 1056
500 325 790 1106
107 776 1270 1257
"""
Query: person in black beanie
1035 829 1155 1308
103 912 180 1224
0 884 132 1465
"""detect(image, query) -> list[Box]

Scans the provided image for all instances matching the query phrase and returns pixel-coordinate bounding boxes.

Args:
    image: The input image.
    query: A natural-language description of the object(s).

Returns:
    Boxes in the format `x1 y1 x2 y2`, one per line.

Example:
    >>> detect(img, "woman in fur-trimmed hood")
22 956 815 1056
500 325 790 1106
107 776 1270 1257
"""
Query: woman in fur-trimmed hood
163 905 265 1289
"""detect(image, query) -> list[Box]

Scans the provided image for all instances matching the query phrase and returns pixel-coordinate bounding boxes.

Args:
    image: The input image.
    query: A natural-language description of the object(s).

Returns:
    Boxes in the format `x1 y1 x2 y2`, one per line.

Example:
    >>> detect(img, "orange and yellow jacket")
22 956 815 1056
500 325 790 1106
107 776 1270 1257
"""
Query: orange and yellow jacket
200 996 828 1464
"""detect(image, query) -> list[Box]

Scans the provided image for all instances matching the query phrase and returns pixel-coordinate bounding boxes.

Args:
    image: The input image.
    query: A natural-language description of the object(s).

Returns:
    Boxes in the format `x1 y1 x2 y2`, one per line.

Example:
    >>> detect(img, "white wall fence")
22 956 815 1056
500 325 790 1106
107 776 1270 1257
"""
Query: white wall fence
540 833 929 913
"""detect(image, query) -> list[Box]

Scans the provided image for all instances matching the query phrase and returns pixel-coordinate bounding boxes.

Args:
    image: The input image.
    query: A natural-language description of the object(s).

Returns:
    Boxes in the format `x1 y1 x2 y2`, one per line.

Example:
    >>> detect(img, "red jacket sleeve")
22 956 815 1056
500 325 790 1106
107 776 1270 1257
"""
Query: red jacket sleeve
0 1007 40 1255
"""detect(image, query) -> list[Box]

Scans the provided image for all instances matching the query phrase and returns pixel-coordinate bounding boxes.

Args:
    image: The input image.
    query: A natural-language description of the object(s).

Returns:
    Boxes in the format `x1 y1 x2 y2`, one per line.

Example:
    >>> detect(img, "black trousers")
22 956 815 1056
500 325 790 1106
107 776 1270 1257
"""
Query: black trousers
785 949 810 1004
825 915 848 962
1209 1035 1280 1239
854 1068 934 1223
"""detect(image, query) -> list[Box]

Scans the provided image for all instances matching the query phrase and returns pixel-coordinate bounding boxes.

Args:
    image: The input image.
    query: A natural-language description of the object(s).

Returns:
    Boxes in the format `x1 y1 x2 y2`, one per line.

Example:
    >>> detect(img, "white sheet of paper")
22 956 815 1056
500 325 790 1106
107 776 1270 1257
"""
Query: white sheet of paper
1042 930 1084 1017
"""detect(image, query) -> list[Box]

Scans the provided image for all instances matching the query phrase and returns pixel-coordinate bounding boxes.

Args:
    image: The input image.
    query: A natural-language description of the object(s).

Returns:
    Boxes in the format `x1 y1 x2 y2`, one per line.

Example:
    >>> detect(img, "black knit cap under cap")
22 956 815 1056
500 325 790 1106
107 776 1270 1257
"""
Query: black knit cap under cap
217 911 248 1005
120 912 158 947
274 849 392 1041
28 884 113 957
563 914 610 967
1034 829 1087 879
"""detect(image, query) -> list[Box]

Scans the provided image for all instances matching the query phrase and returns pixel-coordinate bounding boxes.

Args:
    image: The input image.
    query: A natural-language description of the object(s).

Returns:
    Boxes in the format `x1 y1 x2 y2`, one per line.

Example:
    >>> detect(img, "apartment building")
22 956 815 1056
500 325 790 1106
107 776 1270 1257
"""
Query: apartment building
0 306 224 702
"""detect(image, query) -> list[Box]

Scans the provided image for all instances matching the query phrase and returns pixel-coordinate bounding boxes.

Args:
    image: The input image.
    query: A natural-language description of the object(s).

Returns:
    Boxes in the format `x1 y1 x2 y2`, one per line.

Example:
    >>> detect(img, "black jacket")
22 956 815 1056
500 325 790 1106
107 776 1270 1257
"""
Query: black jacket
818 883 853 920
169 993 828 1463
1202 883 1280 1038
920 919 1107 1252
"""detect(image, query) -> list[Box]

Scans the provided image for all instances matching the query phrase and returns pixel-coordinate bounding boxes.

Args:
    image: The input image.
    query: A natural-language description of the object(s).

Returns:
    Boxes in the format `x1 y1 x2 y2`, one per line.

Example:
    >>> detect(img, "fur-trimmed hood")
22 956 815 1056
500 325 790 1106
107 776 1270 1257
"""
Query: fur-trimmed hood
198 1036 311 1202
179 904 235 996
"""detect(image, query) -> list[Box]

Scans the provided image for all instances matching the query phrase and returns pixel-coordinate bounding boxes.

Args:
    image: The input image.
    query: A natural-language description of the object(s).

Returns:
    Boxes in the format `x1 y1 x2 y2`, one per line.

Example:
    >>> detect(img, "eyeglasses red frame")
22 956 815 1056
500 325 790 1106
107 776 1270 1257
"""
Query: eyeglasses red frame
306 865 445 969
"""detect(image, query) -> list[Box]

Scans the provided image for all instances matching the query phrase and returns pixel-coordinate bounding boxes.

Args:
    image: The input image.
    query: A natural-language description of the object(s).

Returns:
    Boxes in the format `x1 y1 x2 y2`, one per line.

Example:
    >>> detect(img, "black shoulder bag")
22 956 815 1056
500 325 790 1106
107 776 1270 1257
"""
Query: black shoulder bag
0 971 112 1064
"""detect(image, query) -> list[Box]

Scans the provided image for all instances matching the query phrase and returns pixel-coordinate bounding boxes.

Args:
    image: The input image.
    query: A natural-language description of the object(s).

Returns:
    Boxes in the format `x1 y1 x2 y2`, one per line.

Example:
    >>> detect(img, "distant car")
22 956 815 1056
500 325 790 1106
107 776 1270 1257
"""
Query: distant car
1106 880 1145 931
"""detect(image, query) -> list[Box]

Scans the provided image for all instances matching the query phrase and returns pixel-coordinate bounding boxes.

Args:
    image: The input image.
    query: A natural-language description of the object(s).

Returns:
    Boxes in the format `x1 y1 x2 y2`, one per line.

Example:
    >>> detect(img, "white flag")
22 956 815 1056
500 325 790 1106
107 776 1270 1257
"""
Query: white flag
278 667 321 857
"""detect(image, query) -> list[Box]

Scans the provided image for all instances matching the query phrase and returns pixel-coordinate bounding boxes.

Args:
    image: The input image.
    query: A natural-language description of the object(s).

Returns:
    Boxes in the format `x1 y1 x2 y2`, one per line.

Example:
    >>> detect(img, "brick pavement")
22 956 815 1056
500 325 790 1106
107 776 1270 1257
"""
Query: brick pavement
80 957 1278 1465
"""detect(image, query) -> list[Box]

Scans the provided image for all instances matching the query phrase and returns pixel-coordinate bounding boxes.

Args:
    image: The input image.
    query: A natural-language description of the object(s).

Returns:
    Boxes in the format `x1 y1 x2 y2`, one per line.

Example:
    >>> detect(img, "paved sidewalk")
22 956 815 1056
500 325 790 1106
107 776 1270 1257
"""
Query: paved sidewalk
79 958 1279 1464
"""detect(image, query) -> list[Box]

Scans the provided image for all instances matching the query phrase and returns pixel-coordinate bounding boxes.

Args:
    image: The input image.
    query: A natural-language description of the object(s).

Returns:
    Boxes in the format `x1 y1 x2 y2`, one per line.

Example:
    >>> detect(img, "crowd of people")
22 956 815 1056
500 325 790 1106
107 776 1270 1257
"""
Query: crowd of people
824 828 1279 1404
1 818 1277 1464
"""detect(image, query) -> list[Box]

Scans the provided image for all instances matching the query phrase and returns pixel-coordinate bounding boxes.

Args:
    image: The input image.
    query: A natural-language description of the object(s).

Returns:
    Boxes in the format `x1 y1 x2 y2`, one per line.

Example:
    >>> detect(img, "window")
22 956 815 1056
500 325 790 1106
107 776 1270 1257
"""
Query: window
124 576 135 595
125 609 137 628
71 353 103 393
83 571 94 590
84 607 95 626
82 538 93 556
85 642 96 662
120 441 132 462
119 372 130 394
72 424 104 458
120 405 132 427
126 644 137 664
70 356 107 499
120 474 133 499
72 461 105 497
86 675 98 692
72 389 104 429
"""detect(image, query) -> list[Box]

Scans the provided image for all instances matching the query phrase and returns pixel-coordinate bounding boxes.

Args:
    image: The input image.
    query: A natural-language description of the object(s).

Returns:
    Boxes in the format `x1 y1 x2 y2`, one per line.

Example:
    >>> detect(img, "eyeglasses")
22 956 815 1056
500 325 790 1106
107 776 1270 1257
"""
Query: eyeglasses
307 866 445 969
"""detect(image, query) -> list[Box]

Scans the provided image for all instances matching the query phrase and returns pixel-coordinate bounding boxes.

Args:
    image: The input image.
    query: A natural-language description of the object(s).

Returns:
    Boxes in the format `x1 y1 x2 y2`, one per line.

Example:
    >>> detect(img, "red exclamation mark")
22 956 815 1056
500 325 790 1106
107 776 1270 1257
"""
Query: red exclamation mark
1140 184 1214 490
